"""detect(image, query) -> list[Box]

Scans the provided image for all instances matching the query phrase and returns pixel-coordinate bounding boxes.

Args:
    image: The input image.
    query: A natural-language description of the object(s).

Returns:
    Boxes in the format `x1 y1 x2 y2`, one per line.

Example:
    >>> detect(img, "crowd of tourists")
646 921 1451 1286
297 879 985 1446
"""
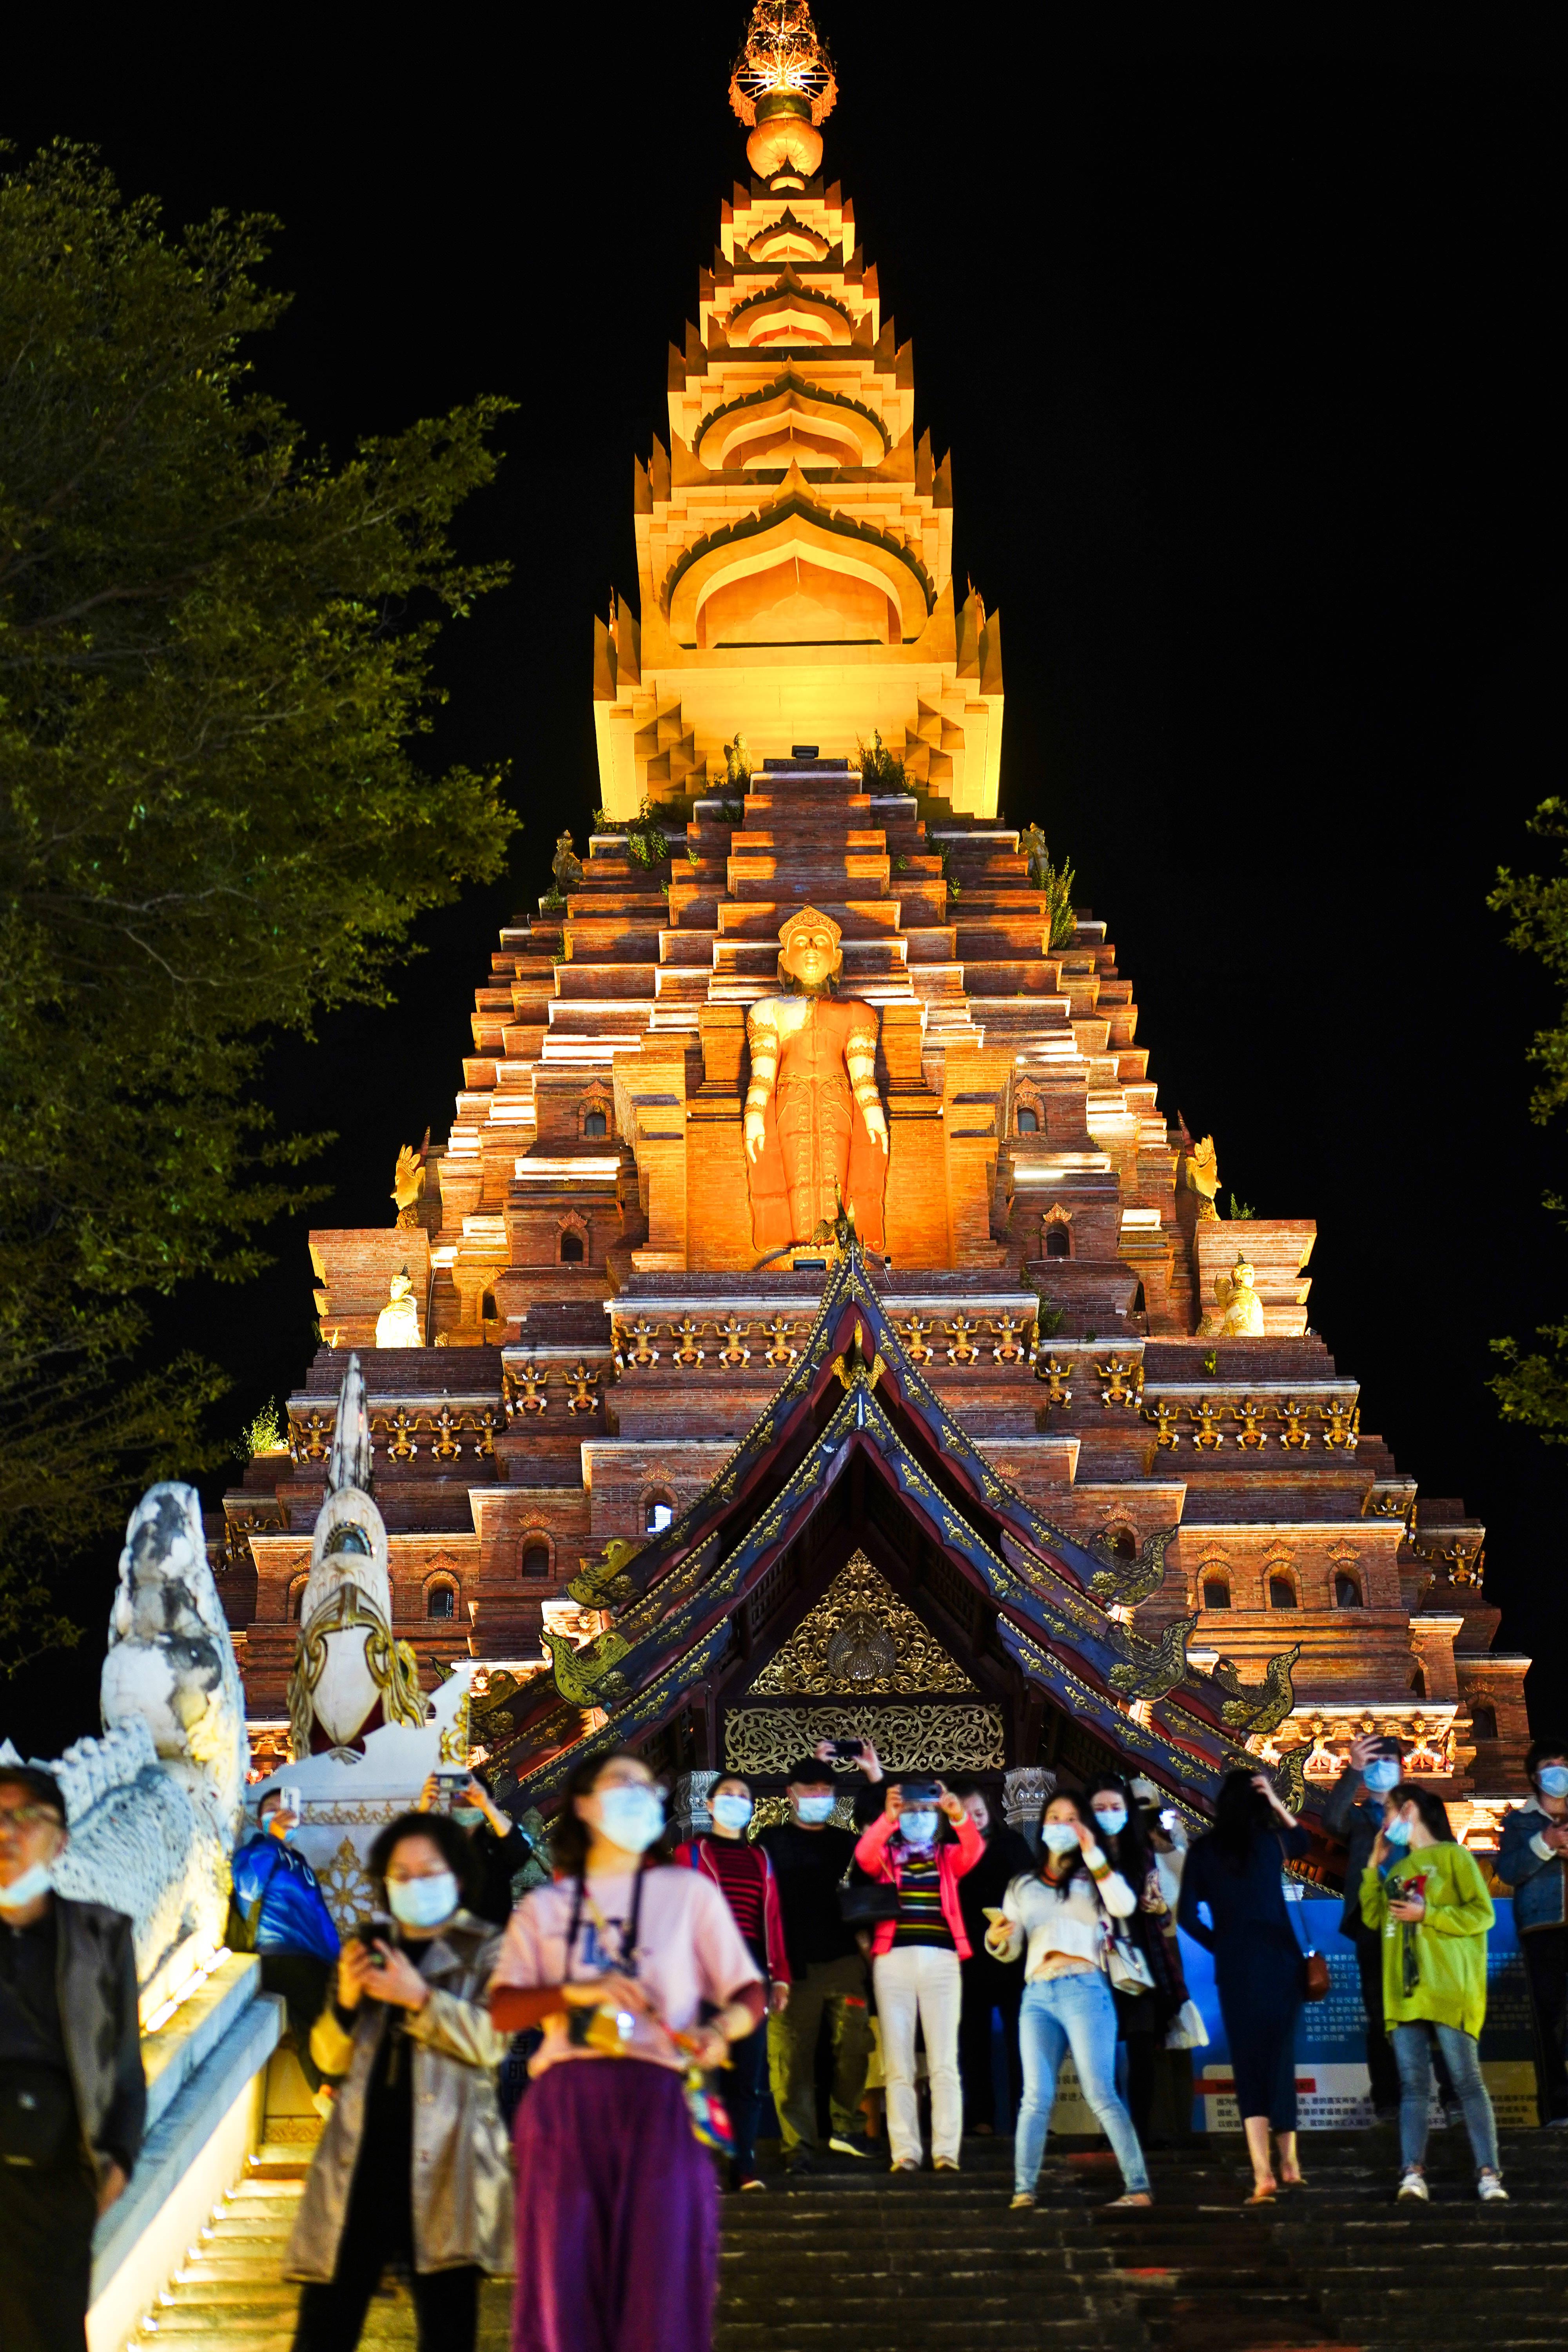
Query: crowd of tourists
2 1730 1566 2351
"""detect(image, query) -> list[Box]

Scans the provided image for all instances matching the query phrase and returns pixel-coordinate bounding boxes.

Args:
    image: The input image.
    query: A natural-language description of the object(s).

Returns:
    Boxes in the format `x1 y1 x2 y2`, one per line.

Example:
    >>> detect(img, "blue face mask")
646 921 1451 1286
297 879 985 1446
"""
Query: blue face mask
452 1807 485 1829
1537 1765 1568 1800
386 1871 458 1929
1092 1805 1127 1837
0 1863 53 1912
795 1793 835 1825
1383 1815 1413 1848
899 1810 939 1848
712 1793 753 1833
1041 1821 1080 1855
595 1784 666 1855
1362 1760 1399 1795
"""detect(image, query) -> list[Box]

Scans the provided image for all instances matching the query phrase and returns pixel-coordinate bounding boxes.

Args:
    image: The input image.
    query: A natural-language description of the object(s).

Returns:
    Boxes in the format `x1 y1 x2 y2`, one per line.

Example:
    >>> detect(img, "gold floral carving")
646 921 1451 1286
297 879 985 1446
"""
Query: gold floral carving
748 1551 976 1696
724 1704 1004 1776
317 1836 378 1932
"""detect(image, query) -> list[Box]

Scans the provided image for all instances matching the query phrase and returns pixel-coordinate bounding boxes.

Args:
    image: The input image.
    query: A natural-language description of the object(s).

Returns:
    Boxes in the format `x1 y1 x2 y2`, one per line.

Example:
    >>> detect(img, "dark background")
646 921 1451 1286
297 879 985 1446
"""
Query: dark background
4 11 1562 1752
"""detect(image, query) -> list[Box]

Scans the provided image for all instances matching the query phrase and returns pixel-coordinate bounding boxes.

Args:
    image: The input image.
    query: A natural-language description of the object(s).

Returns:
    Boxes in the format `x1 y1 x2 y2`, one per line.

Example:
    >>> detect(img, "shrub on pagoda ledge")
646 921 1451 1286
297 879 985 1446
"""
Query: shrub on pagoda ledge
0 142 517 1668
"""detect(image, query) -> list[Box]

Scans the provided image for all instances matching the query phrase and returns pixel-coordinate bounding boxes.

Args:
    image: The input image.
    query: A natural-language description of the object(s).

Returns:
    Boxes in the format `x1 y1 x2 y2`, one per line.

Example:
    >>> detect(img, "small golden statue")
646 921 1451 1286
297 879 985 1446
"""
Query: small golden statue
552 831 584 893
724 732 753 789
391 1129 429 1229
1200 1254 1265 1340
375 1267 423 1348
1018 822 1049 891
744 906 888 1254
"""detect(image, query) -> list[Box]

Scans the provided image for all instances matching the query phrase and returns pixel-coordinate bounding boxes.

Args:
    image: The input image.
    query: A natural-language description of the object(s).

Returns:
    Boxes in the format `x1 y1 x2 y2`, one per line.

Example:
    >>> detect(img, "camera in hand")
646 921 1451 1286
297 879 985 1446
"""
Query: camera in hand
828 1739 866 1760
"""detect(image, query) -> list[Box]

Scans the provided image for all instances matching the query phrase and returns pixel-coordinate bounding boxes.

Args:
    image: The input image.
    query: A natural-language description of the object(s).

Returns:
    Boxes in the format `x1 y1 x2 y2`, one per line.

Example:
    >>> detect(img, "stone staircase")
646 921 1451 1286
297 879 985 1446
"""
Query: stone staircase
122 2129 1568 2350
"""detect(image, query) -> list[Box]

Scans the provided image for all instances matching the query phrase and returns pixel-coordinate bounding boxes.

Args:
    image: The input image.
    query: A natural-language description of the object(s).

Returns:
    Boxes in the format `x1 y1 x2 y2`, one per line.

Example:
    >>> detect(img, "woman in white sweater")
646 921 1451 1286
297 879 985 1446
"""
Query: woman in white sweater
986 1791 1153 2209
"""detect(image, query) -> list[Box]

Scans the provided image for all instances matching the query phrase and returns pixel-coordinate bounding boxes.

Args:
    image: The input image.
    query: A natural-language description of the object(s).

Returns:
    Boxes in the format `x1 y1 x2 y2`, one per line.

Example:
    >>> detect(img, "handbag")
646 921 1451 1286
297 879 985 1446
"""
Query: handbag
1103 1931 1156 1995
838 1860 899 1926
1164 1996 1210 2051
1287 1888 1329 2002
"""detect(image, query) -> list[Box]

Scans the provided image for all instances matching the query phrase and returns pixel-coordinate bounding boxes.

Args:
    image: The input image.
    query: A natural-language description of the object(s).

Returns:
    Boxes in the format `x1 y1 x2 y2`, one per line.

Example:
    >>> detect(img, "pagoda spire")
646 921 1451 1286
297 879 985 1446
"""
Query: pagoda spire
729 0 838 182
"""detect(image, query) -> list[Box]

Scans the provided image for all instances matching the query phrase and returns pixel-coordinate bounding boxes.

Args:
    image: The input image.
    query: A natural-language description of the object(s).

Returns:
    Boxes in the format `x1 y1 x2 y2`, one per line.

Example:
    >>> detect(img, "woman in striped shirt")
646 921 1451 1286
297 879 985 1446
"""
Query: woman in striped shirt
854 1780 984 2172
673 1777 791 2190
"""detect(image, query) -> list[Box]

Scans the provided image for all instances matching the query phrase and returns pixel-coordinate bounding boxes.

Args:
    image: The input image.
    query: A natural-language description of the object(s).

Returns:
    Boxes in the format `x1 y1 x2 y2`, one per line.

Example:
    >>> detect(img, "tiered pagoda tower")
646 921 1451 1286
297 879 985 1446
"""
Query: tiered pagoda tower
217 2 1528 1842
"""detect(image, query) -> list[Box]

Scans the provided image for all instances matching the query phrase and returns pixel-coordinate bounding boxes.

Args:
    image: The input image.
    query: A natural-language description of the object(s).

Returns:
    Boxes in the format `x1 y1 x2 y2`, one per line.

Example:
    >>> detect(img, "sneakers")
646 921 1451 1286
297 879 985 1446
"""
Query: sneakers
891 2157 920 2173
828 2132 875 2160
933 2156 960 2172
784 2146 816 2176
1477 2172 1510 2201
1010 2191 1036 2209
1397 2168 1430 2201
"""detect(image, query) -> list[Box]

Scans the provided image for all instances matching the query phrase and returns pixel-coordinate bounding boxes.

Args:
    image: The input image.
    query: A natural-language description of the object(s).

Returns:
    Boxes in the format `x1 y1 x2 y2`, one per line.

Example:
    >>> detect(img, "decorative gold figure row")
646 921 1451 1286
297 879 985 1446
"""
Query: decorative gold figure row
611 1310 1034 1372
501 1365 602 1420
290 1402 500 1464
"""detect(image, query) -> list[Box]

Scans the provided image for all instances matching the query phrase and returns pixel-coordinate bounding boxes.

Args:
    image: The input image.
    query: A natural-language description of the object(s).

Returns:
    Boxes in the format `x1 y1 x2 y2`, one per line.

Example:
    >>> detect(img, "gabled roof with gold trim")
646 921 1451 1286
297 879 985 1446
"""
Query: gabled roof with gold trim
504 1241 1291 1813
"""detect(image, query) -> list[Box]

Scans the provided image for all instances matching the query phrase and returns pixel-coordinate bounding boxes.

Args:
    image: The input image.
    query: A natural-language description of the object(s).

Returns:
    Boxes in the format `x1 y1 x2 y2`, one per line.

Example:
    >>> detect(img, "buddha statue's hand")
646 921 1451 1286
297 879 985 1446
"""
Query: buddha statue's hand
744 1109 766 1162
862 1102 889 1154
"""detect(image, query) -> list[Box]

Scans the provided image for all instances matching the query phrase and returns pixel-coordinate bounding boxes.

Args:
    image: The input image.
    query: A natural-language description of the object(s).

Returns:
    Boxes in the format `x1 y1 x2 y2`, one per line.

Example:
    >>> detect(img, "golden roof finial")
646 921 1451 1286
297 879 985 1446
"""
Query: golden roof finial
729 1 838 182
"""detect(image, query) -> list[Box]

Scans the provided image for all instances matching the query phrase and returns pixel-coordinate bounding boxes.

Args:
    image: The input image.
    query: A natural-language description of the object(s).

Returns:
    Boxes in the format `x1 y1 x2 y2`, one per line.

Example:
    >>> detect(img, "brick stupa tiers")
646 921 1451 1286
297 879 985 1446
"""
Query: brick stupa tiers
216 2 1527 1844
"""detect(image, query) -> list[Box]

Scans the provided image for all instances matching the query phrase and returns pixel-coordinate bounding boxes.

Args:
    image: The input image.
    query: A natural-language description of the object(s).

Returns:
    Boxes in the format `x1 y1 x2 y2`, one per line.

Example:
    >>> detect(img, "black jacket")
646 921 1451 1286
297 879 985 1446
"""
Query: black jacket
55 1897 145 2185
466 1821 533 1927
1321 1767 1385 1935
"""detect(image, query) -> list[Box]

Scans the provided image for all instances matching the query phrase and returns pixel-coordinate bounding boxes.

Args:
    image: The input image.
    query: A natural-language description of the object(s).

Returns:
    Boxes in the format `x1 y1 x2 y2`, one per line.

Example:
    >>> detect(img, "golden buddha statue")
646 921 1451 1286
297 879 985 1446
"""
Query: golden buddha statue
374 1266 423 1348
744 906 888 1254
1200 1253 1265 1340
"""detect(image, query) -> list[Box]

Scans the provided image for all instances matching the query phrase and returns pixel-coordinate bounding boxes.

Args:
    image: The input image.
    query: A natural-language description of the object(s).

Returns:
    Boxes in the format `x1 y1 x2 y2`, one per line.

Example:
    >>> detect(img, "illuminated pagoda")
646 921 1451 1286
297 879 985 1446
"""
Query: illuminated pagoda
217 0 1528 1841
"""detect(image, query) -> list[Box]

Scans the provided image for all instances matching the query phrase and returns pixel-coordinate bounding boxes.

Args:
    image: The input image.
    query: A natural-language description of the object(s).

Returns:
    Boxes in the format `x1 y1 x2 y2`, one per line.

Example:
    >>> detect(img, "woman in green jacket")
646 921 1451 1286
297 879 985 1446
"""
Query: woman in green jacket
1360 1783 1505 2203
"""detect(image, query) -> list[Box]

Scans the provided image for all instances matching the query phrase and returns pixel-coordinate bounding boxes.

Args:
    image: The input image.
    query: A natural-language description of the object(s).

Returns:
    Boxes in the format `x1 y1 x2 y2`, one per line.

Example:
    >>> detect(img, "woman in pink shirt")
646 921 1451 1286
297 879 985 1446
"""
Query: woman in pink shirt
488 1749 762 2352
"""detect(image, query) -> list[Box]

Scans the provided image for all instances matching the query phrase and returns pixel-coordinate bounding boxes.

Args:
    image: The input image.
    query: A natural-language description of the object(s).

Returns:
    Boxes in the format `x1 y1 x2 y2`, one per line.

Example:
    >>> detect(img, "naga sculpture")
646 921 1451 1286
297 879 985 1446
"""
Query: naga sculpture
1200 1253 1265 1340
744 905 889 1255
391 1130 430 1228
1 1482 248 2006
287 1355 425 1759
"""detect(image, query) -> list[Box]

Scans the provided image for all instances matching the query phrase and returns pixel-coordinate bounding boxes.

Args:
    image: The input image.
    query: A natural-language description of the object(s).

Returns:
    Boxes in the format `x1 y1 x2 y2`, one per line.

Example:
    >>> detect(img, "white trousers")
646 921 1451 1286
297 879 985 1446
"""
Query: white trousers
873 1944 964 2165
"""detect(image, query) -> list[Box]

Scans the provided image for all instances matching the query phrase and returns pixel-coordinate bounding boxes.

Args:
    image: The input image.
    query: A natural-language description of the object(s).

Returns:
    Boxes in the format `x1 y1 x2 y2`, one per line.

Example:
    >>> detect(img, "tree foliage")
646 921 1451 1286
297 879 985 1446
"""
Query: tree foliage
0 143 517 1664
1488 801 1568 1436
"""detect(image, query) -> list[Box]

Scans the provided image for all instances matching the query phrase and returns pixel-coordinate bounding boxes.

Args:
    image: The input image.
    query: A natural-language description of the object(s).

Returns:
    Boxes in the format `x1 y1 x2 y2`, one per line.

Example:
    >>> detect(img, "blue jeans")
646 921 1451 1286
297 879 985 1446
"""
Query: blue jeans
1390 2023 1500 2176
1014 1969 1151 2197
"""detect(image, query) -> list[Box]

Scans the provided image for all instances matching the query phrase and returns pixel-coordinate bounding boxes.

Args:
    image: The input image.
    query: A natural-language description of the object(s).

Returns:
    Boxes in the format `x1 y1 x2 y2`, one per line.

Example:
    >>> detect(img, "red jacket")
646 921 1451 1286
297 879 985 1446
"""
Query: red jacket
673 1836 792 1984
854 1809 985 1959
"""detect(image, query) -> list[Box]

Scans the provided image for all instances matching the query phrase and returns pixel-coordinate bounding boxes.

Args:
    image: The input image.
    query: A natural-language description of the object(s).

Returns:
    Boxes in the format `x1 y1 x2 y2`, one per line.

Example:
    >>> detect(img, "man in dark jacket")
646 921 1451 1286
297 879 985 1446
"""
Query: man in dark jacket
0 1763 145 2350
1323 1733 1409 2119
758 1749 881 2172
1494 1734 1568 2127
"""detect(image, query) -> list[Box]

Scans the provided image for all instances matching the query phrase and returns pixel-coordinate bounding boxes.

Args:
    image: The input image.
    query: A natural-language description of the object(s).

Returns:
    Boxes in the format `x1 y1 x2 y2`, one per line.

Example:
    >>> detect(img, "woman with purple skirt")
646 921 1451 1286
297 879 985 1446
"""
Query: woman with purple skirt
488 1750 764 2352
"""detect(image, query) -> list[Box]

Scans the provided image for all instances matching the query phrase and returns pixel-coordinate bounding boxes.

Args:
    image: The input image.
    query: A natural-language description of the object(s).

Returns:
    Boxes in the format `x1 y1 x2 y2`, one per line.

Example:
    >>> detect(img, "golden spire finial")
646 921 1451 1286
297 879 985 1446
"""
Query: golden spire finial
729 1 838 181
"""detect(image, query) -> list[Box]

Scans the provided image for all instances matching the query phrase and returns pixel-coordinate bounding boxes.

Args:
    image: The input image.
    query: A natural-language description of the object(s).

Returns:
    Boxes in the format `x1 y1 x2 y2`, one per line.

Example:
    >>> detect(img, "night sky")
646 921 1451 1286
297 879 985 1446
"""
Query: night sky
5 13 1562 1753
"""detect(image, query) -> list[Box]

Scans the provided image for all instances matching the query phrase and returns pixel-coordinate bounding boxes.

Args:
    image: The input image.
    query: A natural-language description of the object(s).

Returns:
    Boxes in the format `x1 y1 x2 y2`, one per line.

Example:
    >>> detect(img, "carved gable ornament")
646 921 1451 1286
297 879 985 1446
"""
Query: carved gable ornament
749 1550 976 1696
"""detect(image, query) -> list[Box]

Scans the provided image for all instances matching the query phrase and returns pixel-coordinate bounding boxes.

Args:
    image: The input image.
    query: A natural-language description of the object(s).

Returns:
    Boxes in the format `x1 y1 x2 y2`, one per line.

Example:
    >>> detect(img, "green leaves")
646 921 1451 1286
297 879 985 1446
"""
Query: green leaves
0 142 517 1664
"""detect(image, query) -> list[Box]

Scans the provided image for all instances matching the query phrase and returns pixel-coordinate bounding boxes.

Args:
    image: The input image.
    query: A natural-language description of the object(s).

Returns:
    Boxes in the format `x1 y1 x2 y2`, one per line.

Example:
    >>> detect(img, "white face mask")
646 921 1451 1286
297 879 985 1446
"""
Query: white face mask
0 1862 53 1912
1092 1805 1127 1837
712 1793 753 1833
1041 1821 1080 1855
1361 1759 1400 1795
593 1783 666 1855
386 1871 459 1929
899 1810 939 1848
795 1793 835 1824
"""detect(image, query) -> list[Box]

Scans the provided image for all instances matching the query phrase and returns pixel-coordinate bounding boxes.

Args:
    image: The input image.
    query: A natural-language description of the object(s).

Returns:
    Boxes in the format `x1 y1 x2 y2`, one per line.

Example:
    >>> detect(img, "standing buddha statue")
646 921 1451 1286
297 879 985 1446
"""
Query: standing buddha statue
744 906 888 1254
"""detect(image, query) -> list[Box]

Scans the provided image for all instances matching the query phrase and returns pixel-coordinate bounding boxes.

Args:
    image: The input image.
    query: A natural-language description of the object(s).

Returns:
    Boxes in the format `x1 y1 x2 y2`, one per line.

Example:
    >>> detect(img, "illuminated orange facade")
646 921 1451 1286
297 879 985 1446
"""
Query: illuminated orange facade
218 4 1527 1841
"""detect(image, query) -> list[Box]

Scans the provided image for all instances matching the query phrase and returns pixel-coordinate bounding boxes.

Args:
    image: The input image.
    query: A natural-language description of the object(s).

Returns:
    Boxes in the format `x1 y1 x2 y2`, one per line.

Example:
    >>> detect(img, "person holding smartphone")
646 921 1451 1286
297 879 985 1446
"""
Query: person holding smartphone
488 1749 762 2352
757 1744 883 2171
1494 1734 1568 2128
853 1777 983 2171
1361 1782 1506 2203
285 1812 510 2352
